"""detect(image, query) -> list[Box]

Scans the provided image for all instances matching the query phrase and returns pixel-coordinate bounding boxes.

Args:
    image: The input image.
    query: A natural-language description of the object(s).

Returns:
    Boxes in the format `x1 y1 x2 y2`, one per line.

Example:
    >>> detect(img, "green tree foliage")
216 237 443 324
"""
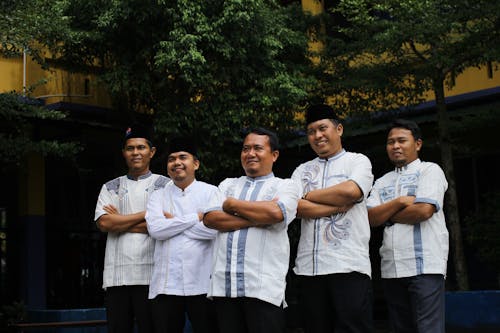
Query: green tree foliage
0 1 81 169
51 0 315 180
0 0 69 66
317 0 500 290
0 93 81 170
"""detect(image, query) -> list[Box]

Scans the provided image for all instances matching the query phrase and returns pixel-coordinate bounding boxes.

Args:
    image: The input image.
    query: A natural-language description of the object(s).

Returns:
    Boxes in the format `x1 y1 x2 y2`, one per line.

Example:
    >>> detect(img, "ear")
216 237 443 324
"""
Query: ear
193 158 200 171
416 139 423 152
272 150 279 162
150 147 157 157
337 123 344 137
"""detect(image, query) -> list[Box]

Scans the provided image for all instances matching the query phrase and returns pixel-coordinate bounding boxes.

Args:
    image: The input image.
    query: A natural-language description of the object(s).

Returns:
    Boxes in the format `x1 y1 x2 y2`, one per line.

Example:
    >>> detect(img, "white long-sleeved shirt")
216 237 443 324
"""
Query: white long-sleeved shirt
146 179 221 298
94 172 169 288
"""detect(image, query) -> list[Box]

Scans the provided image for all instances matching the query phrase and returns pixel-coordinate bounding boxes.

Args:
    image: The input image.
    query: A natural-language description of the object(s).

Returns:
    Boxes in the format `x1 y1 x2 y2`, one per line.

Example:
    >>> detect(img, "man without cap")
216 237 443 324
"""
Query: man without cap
291 104 374 333
367 119 448 333
94 126 169 333
204 127 300 333
145 138 220 333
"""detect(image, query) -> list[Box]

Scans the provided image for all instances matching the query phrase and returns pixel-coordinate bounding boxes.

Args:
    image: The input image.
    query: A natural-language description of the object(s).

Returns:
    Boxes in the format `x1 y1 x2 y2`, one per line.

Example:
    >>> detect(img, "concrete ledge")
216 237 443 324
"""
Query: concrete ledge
22 308 193 333
446 290 500 333
24 308 107 333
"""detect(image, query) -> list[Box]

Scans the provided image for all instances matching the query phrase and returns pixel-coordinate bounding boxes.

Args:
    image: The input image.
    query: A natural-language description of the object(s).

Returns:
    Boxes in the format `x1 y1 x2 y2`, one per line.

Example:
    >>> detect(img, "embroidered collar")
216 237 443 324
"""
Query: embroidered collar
318 149 346 162
395 159 420 174
172 179 197 193
246 172 274 181
127 170 152 180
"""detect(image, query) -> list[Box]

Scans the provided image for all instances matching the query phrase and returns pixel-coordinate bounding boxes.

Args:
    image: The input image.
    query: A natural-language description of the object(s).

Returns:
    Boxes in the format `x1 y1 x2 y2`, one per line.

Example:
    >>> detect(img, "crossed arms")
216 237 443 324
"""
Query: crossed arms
203 197 285 232
368 196 436 227
96 205 148 234
297 180 362 219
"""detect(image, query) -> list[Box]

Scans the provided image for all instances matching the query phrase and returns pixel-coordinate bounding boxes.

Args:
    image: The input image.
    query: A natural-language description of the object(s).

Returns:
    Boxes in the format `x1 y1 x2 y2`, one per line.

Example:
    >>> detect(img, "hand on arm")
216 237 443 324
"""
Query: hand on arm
222 197 284 225
97 205 146 233
183 212 218 240
305 180 363 207
391 202 436 225
127 221 149 234
203 210 258 232
297 199 352 219
146 210 198 240
367 196 415 227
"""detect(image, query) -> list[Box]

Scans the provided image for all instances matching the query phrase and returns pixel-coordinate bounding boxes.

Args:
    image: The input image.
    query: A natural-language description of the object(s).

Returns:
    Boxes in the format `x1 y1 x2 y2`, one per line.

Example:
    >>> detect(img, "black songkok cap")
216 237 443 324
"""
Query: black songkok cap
305 104 340 126
168 137 198 158
124 124 152 142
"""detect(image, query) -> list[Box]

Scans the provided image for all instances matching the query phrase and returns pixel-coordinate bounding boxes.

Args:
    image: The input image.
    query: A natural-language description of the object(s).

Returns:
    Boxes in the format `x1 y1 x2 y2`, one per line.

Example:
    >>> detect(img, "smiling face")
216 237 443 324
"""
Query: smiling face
167 151 199 189
386 127 422 167
306 119 343 158
122 138 156 178
241 133 279 178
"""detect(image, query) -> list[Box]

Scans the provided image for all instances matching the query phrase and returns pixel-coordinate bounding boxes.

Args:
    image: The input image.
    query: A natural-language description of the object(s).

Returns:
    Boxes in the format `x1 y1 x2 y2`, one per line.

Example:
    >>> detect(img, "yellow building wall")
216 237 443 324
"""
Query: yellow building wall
301 0 500 102
444 65 499 97
302 0 324 15
0 53 112 108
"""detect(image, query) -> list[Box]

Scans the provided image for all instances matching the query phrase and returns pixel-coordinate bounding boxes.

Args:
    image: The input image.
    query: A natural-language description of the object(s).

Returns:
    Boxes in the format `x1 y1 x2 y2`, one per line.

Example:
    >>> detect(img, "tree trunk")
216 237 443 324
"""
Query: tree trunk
434 78 469 290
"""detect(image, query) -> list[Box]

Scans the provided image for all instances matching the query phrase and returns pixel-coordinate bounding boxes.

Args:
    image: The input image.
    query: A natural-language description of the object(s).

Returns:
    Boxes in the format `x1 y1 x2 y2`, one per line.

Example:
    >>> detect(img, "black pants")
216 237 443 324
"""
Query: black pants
213 297 285 333
298 272 373 333
105 285 154 333
151 294 218 333
382 274 445 333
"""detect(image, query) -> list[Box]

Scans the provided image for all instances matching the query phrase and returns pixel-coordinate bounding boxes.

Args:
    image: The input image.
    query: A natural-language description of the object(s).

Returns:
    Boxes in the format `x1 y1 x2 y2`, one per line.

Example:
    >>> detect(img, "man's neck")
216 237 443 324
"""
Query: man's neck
174 178 196 190
127 169 151 180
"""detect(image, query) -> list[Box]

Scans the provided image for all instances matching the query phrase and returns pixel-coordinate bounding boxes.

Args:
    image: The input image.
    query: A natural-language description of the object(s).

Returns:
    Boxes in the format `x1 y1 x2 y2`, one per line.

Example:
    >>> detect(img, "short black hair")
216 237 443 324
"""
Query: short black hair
389 119 422 141
246 127 280 151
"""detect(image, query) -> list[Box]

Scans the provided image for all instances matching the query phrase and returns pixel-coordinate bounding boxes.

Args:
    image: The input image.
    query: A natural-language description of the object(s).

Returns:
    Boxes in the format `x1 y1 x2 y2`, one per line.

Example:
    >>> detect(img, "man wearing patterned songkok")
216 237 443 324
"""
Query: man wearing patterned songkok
367 119 448 333
291 104 374 333
94 125 169 333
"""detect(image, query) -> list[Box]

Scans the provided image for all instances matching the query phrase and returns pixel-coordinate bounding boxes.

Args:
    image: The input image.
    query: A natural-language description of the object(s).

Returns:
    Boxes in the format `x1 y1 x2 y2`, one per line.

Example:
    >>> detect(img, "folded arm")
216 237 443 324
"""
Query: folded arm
222 197 284 224
184 213 218 240
305 180 363 207
146 210 198 240
127 221 149 233
391 202 436 225
368 196 417 227
96 205 147 233
297 199 352 219
203 210 259 232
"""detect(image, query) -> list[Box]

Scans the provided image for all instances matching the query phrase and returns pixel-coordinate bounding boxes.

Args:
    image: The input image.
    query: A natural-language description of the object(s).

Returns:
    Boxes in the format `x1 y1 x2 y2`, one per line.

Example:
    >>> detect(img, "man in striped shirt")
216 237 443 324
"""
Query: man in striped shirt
204 127 300 333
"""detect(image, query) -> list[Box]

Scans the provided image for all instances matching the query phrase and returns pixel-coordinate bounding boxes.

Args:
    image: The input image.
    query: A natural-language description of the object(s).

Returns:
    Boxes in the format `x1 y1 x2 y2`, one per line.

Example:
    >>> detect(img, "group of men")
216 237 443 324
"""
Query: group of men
94 104 449 333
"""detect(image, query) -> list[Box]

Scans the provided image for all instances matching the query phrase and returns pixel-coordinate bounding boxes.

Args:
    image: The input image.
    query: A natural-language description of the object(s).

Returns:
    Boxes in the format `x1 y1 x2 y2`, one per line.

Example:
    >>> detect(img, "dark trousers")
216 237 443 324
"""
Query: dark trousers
382 274 445 333
151 294 218 333
105 285 154 333
213 297 285 333
298 272 373 333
